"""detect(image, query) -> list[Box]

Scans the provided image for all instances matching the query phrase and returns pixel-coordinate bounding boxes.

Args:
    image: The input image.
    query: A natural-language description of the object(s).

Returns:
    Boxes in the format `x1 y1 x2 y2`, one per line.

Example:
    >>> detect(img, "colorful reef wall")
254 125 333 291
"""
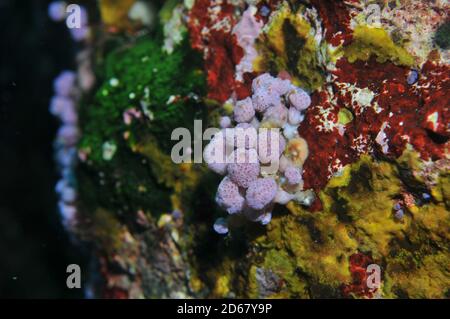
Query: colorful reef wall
50 0 449 298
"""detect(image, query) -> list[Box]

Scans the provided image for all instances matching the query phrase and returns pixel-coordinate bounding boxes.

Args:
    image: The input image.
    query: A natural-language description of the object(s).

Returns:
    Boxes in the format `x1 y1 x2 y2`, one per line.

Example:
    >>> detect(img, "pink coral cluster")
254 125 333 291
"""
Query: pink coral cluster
48 3 94 230
206 73 315 233
50 70 80 229
232 5 263 83
48 2 90 42
246 178 278 210
227 148 260 188
48 1 67 22
215 177 245 215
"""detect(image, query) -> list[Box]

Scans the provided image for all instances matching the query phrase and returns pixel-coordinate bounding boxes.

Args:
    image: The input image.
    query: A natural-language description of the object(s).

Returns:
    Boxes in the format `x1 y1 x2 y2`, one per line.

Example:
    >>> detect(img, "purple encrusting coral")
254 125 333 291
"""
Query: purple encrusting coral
233 97 255 123
48 2 90 42
252 89 281 112
206 73 315 233
203 131 230 175
69 5 90 42
213 217 229 235
53 71 76 97
219 116 232 128
288 89 311 111
215 177 245 215
232 5 263 83
227 148 260 188
284 166 302 186
51 70 80 229
70 27 90 42
48 4 93 230
246 178 278 210
48 1 67 22
257 129 286 164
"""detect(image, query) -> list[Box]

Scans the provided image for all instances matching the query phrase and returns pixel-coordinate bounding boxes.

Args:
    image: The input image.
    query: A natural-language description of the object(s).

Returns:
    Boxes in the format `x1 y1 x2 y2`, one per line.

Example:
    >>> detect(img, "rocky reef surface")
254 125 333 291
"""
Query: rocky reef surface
50 0 449 298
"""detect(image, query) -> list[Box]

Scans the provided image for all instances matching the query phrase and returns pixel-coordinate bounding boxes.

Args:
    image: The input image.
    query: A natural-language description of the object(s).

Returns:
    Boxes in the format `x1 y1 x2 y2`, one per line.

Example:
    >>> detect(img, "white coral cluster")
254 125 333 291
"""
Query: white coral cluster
208 73 316 234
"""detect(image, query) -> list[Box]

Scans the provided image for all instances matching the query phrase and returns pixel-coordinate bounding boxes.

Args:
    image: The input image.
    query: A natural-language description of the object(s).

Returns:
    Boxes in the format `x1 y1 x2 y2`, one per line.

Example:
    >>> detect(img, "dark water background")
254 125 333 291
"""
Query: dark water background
0 0 86 298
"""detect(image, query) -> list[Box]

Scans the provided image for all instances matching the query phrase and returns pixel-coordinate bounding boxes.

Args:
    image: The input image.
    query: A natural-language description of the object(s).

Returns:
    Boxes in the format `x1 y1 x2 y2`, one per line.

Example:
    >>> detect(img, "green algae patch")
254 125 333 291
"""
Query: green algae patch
255 3 326 91
387 252 450 298
159 0 181 24
76 35 207 227
89 208 125 254
79 37 205 164
314 152 448 297
240 151 450 298
262 248 309 298
77 144 173 219
133 133 216 220
133 134 183 188
344 25 414 66
338 108 354 125
432 173 450 205
99 0 135 30
435 21 450 50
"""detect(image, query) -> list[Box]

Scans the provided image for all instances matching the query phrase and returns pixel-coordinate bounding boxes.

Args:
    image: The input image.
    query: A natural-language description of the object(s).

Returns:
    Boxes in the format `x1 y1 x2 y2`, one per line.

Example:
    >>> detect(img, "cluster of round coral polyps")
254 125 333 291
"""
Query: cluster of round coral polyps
48 1 90 42
50 71 80 229
48 2 93 230
205 73 316 234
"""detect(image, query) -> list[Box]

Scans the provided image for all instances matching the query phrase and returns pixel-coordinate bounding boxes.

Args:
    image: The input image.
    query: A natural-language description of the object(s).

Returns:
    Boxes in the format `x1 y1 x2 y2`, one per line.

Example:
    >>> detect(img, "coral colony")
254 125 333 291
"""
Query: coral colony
48 0 449 299
48 2 94 229
205 73 315 233
50 70 80 228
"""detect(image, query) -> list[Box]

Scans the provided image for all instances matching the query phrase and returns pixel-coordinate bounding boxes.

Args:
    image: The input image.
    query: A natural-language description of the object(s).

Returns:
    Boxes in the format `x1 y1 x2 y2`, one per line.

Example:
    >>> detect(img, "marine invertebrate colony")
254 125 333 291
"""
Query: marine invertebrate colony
204 73 315 230
51 70 80 229
48 2 94 229
51 0 449 299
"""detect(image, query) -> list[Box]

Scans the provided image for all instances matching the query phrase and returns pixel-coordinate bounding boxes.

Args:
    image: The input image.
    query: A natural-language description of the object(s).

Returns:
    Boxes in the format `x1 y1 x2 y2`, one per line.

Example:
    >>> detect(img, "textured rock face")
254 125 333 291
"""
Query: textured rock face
62 1 448 298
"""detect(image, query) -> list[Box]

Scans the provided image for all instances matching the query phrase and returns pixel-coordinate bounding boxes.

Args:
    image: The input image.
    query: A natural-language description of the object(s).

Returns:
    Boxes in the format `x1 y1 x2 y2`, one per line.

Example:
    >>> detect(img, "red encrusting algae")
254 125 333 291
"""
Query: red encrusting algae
341 252 377 298
190 1 448 212
300 57 448 210
188 0 245 102
309 0 356 46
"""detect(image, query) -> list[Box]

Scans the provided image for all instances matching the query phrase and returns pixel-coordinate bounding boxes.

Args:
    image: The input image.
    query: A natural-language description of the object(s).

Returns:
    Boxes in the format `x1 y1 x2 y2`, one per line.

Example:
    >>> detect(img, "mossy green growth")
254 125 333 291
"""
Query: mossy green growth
89 208 125 255
159 0 180 23
338 108 353 125
435 21 450 50
234 151 449 298
77 144 172 218
79 36 206 164
344 25 414 66
77 35 206 220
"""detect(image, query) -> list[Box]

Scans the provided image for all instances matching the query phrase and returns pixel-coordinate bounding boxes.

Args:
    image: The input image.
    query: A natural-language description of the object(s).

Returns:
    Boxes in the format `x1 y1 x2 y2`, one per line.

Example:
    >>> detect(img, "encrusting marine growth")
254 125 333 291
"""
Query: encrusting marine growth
204 73 315 232
48 0 449 299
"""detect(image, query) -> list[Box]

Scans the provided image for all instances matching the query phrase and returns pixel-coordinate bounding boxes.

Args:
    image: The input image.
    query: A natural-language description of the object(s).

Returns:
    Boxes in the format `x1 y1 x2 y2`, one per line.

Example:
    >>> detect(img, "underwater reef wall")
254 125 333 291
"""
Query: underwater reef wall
52 0 449 298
